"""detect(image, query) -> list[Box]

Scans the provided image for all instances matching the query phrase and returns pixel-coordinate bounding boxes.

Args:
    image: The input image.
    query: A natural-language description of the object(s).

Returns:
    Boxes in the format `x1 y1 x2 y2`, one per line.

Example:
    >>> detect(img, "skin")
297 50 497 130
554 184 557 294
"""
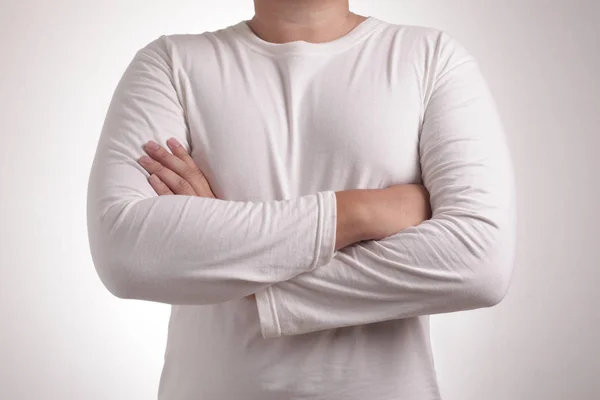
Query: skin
247 0 367 45
137 0 432 298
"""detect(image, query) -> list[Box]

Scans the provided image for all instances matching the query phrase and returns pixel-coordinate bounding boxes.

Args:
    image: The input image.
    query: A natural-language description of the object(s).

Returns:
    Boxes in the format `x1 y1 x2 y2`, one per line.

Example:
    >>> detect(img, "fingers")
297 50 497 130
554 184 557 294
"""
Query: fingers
165 138 216 198
140 138 214 197
138 154 197 196
166 137 197 170
148 174 174 195
143 139 190 174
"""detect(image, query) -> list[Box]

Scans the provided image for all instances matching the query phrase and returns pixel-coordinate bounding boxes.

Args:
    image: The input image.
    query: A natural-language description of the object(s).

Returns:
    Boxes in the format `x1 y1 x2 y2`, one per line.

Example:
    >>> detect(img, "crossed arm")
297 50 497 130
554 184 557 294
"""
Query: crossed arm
87 32 516 338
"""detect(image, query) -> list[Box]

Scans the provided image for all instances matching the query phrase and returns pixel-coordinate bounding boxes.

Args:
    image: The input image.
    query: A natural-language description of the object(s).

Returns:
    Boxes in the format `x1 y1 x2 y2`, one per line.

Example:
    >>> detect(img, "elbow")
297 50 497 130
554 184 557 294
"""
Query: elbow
437 175 517 310
92 248 141 300
87 197 154 301
472 217 517 308
102 268 137 300
450 201 517 309
466 265 512 308
102 278 133 300
462 241 516 309
87 224 143 301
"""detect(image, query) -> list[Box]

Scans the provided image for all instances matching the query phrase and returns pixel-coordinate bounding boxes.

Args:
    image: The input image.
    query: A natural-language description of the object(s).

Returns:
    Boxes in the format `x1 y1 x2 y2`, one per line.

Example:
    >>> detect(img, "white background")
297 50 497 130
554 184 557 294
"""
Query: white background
1 0 598 399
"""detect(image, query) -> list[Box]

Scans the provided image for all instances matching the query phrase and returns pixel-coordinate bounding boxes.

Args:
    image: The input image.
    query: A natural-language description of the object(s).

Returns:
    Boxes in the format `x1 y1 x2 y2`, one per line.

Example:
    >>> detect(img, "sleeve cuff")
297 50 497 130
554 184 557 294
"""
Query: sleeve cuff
256 191 338 339
255 286 281 338
308 190 338 271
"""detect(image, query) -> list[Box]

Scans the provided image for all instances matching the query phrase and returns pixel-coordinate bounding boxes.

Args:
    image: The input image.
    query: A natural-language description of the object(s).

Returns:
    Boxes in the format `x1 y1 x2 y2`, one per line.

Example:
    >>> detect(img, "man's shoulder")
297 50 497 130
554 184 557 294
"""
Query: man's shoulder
136 22 242 64
375 20 474 70
381 20 441 35
374 19 443 45
163 22 240 48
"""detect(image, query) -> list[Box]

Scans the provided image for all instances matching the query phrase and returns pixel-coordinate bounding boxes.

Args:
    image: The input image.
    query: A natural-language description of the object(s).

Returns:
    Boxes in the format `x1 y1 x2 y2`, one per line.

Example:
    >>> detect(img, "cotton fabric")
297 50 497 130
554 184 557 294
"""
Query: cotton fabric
87 16 516 400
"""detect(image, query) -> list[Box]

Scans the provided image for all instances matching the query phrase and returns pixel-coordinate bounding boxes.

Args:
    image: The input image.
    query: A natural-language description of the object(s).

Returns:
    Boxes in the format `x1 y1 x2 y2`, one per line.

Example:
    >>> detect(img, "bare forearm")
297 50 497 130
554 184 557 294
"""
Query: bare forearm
334 184 431 250
334 189 371 250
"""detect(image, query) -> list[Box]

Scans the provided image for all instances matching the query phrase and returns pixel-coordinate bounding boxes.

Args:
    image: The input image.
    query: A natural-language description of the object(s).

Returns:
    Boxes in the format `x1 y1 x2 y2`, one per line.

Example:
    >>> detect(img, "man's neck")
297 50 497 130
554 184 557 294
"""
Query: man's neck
248 0 367 44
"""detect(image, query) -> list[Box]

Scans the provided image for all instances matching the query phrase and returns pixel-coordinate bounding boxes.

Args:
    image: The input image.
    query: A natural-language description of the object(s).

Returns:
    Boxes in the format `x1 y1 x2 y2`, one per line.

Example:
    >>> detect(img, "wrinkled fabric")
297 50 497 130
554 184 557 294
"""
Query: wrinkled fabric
86 16 516 400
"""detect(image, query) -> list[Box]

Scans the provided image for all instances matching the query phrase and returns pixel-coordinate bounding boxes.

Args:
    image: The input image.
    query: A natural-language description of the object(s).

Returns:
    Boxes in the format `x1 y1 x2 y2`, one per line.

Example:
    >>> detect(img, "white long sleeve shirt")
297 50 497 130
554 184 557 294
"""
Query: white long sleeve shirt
87 16 516 400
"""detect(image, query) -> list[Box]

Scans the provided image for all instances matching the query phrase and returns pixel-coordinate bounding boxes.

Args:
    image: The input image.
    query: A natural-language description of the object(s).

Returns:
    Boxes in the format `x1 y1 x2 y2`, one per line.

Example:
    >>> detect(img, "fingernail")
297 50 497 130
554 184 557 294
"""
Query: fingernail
139 155 154 164
146 140 160 150
167 137 181 148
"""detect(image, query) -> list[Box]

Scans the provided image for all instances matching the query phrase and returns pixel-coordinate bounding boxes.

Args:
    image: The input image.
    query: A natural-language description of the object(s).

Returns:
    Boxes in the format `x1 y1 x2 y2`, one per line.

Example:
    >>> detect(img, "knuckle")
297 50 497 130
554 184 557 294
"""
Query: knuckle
173 147 189 157
183 166 202 178
177 178 191 191
153 147 169 159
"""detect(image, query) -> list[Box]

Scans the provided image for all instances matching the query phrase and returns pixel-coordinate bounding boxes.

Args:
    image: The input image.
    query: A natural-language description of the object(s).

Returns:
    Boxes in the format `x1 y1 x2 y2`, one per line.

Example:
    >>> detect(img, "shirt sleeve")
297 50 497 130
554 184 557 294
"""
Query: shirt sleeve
254 31 517 338
86 35 338 305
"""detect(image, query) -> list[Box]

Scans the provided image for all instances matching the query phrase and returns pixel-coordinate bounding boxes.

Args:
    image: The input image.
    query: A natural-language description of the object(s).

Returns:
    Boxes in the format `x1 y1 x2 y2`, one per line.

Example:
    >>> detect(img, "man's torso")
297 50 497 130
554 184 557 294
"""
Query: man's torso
157 17 443 400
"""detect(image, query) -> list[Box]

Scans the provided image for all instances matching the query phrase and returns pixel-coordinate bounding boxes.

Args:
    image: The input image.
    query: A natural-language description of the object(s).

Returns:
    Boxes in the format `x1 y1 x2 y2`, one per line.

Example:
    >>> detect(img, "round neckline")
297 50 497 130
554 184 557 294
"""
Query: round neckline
230 16 384 56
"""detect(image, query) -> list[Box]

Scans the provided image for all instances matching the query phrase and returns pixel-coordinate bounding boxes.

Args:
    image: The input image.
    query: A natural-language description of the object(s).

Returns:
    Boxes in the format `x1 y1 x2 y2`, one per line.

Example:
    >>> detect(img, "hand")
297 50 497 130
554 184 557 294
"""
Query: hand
137 137 216 198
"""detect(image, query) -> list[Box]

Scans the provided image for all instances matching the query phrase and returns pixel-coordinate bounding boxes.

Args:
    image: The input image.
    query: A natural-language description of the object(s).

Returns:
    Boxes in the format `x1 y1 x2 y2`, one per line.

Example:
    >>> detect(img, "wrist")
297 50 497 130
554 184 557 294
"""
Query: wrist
351 188 380 241
334 189 377 249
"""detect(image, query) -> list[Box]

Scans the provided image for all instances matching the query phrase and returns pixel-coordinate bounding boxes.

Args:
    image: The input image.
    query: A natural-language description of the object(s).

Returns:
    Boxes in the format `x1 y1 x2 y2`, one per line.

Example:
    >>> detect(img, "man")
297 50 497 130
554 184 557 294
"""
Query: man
86 0 517 398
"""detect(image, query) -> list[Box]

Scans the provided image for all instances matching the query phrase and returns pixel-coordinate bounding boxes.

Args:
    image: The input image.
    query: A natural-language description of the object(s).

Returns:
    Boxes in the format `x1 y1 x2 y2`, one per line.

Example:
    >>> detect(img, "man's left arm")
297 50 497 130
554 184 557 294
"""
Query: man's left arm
254 31 517 338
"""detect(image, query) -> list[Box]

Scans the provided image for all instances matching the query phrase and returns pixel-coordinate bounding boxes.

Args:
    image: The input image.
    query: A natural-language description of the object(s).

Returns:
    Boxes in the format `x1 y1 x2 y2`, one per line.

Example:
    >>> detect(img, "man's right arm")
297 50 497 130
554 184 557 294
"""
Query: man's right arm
87 35 342 305
87 35 414 306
